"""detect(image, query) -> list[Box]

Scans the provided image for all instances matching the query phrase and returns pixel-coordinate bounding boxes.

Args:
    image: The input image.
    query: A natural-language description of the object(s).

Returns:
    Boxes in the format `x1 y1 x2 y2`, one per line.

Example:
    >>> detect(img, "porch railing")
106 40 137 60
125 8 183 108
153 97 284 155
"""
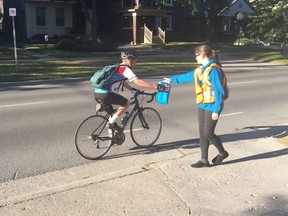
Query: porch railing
157 27 165 43
144 24 153 44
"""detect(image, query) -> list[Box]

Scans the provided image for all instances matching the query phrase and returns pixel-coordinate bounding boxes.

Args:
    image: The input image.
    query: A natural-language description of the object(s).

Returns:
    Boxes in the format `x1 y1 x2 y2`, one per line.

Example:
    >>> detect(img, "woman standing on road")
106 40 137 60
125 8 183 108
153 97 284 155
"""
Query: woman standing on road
164 44 229 168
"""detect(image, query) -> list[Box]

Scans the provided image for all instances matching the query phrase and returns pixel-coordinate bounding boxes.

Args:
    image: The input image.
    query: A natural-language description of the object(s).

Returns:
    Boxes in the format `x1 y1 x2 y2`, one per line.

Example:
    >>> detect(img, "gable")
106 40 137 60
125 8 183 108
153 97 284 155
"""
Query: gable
219 0 252 16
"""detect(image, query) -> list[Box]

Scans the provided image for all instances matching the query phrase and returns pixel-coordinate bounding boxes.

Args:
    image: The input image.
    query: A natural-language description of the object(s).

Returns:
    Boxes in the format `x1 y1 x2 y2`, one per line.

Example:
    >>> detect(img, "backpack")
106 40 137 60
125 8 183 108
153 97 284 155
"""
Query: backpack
90 65 120 90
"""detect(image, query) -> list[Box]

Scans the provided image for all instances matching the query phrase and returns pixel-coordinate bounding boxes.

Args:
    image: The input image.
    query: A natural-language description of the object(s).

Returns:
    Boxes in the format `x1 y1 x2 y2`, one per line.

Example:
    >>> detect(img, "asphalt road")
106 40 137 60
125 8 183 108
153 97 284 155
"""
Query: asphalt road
0 55 287 183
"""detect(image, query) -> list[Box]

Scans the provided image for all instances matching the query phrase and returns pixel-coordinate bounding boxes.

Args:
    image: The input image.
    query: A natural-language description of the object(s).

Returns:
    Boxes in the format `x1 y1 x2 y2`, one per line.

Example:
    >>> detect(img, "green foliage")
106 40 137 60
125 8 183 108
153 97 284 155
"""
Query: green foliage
55 34 117 52
246 0 288 45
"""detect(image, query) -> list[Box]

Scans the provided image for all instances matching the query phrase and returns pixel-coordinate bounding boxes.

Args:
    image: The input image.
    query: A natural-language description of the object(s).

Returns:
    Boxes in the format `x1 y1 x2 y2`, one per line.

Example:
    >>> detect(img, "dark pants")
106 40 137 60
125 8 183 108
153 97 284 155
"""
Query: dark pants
94 92 128 106
198 108 225 160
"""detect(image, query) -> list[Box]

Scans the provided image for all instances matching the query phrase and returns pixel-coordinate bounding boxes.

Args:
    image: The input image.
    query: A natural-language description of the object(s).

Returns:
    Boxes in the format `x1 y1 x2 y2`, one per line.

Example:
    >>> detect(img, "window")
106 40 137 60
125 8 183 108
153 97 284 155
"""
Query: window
155 16 161 28
166 16 172 30
222 17 231 32
163 0 173 6
36 7 46 26
56 8 65 26
123 16 132 29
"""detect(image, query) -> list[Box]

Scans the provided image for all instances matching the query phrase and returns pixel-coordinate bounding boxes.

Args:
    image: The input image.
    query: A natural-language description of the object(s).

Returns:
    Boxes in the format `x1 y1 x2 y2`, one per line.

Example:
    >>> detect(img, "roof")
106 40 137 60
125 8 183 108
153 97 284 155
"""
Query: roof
218 0 253 16
184 0 252 18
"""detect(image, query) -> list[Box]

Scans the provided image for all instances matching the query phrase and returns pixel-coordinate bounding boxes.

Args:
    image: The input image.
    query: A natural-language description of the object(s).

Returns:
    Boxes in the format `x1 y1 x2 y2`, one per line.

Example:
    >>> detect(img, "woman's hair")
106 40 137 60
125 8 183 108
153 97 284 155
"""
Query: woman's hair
195 45 219 61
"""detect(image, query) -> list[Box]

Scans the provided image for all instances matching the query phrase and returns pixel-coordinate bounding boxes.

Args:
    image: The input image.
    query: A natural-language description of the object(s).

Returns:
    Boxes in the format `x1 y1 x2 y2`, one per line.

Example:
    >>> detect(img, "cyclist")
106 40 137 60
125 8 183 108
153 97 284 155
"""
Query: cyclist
94 51 165 131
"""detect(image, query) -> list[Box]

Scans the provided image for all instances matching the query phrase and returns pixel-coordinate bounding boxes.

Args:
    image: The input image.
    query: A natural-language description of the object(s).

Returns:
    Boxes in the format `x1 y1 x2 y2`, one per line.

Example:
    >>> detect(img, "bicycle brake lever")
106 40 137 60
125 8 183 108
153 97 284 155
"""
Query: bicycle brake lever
146 92 157 103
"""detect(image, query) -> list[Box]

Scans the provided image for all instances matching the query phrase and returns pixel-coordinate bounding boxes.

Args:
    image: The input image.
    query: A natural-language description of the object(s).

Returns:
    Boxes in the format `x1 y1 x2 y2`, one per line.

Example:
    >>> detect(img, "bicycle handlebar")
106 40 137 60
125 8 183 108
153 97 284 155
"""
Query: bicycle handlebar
132 90 157 103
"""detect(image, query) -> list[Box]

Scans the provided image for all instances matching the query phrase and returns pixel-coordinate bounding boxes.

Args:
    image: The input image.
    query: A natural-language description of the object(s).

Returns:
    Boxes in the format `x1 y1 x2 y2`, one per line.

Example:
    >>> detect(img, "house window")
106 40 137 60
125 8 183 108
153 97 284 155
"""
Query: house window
155 16 161 28
222 17 231 32
165 16 172 30
56 8 65 26
163 0 173 6
123 16 132 29
36 7 46 26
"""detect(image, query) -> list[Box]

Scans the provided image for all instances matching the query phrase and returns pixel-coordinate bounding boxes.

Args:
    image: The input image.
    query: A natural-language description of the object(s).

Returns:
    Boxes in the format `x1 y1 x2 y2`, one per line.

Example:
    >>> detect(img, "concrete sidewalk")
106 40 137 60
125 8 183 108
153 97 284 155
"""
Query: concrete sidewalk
0 137 287 216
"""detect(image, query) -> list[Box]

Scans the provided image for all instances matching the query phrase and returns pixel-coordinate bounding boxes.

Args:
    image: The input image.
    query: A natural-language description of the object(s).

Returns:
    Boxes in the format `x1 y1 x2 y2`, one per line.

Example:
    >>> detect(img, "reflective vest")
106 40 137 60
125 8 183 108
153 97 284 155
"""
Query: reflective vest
194 63 227 104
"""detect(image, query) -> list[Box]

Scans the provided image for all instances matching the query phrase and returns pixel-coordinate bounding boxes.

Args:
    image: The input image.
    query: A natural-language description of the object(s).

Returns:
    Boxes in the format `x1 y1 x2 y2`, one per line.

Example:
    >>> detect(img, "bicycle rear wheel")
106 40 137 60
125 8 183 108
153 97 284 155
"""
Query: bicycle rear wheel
75 115 112 160
130 107 162 147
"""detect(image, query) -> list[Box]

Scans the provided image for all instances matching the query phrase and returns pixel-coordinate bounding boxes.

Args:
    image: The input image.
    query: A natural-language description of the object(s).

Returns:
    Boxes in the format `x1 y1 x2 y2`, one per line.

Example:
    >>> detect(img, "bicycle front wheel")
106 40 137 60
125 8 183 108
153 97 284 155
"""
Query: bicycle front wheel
130 107 162 147
75 115 112 160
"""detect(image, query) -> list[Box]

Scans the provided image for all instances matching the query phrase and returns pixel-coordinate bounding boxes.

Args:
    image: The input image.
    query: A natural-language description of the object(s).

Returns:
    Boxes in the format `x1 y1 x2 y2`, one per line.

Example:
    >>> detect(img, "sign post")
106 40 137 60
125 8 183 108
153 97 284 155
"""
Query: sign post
9 8 18 73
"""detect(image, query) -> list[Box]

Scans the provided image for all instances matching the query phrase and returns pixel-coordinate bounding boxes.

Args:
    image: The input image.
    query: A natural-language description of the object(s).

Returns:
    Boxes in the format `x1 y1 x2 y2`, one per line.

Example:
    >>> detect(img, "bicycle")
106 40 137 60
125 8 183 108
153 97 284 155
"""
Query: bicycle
75 90 162 160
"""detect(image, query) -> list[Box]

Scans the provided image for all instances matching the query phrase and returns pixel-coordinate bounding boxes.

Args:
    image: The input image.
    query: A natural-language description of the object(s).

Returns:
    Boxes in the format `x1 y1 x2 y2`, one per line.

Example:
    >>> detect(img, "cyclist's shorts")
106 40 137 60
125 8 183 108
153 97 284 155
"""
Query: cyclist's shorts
94 92 128 106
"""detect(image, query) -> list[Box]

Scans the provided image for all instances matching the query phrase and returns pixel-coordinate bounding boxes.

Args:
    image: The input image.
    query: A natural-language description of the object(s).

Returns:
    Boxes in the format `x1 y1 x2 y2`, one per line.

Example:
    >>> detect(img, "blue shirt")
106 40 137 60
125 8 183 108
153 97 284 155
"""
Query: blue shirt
170 59 225 114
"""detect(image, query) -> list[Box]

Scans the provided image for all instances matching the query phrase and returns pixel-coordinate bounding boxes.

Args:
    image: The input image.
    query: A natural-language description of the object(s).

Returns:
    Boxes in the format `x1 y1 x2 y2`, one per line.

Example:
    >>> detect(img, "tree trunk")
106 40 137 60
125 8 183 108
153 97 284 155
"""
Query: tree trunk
91 0 98 48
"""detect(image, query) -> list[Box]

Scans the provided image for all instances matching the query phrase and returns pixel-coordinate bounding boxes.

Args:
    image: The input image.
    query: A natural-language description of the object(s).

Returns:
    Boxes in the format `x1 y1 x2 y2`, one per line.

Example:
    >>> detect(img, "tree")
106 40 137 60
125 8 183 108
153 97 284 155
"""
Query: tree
246 0 288 53
173 0 228 42
79 0 98 48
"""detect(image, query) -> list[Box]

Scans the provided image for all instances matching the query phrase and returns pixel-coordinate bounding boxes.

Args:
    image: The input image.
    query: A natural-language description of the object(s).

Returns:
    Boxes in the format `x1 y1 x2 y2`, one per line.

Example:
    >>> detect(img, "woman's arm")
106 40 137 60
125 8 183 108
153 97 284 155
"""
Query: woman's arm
165 69 195 84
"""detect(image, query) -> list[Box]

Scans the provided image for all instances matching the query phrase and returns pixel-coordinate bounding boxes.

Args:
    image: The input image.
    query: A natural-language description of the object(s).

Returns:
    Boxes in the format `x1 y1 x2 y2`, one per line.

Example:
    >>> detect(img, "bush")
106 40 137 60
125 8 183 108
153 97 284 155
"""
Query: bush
55 34 117 52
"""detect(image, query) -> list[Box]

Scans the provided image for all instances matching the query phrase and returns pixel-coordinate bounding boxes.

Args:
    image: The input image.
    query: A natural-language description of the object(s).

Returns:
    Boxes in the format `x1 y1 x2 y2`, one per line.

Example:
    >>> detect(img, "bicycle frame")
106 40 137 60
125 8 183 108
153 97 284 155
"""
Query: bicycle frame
117 91 156 130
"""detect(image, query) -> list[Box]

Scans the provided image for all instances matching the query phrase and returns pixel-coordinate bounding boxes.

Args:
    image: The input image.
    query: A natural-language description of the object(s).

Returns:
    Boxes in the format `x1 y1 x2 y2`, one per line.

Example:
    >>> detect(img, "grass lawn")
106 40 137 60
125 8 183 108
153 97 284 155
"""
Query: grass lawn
0 42 287 83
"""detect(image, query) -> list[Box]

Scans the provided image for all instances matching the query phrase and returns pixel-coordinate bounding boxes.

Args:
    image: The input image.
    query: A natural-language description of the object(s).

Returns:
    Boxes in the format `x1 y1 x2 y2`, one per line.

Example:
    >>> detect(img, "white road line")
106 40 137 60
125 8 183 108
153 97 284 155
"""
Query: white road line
0 101 50 108
221 112 244 117
229 81 260 85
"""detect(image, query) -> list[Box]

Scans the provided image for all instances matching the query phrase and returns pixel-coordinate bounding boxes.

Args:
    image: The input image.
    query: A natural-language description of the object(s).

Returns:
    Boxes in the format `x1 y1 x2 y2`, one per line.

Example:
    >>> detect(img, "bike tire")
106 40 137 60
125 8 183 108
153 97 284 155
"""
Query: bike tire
130 107 162 147
75 115 112 160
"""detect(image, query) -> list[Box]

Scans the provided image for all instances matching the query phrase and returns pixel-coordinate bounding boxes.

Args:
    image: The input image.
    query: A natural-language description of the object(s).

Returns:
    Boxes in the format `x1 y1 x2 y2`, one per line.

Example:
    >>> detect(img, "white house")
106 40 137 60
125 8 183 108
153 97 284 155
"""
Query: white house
24 0 74 39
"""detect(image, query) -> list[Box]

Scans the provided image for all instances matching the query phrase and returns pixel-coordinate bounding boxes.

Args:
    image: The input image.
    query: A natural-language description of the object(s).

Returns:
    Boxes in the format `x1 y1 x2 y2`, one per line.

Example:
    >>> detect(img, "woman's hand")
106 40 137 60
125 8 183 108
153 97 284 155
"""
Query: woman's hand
163 77 171 83
212 113 219 120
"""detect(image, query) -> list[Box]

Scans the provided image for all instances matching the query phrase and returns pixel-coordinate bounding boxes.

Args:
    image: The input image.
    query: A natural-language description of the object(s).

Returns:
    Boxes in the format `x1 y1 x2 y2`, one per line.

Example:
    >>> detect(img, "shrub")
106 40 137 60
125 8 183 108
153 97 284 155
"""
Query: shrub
55 34 117 52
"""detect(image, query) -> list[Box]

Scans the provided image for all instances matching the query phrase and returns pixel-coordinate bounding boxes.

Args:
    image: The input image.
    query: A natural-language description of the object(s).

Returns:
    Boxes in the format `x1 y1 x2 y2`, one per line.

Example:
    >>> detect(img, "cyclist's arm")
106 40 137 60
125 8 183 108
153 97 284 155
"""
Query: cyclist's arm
123 81 133 90
133 78 157 90
121 66 157 90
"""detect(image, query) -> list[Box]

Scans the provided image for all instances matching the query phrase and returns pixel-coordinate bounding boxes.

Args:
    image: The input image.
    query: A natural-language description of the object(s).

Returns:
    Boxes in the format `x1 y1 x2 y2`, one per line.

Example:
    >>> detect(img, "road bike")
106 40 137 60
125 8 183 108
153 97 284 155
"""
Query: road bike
75 90 162 160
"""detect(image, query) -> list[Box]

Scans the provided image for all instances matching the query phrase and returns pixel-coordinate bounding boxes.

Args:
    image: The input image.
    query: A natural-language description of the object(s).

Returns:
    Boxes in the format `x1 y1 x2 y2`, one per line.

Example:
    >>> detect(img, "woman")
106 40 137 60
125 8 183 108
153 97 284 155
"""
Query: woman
164 45 229 168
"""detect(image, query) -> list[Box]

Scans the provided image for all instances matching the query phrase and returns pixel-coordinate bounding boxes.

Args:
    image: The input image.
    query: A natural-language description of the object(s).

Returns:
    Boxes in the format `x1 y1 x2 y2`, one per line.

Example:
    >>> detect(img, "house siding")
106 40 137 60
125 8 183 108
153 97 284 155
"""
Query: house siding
25 1 73 39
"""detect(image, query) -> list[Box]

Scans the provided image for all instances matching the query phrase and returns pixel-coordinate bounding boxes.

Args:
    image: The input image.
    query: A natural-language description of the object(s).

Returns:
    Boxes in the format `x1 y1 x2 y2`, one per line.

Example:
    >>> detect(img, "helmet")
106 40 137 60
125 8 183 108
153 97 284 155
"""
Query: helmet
121 51 137 60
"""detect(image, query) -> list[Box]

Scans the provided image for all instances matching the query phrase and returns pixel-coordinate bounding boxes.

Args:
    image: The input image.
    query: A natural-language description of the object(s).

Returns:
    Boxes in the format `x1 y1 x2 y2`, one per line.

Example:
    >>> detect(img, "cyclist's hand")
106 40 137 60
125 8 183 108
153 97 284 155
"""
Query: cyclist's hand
131 88 139 95
157 84 171 92
163 77 171 83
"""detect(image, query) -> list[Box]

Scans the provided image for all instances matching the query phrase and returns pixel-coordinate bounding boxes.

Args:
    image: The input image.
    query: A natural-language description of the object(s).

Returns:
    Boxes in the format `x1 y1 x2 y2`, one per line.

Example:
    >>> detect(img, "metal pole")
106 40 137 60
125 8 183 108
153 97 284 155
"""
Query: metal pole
12 16 19 73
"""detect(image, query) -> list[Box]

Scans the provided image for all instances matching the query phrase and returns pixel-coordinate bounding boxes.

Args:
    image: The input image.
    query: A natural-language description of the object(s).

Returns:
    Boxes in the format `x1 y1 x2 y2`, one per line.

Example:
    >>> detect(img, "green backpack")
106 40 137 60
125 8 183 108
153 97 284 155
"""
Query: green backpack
90 65 120 90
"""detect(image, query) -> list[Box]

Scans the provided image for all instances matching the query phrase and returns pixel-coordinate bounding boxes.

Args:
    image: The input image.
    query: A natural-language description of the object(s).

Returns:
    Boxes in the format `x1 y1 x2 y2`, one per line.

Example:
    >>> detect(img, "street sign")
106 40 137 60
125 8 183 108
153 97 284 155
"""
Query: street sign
9 8 17 17
9 8 19 73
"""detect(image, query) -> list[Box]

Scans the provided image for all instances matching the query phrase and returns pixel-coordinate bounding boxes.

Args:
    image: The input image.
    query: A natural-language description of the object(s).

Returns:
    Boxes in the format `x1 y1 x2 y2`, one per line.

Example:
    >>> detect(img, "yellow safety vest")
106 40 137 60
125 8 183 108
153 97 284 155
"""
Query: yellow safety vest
194 63 227 104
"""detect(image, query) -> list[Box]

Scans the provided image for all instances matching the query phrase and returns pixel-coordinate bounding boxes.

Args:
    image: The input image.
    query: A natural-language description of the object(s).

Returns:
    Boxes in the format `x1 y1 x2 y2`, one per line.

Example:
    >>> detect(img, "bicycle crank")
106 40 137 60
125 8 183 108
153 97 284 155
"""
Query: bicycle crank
114 132 125 145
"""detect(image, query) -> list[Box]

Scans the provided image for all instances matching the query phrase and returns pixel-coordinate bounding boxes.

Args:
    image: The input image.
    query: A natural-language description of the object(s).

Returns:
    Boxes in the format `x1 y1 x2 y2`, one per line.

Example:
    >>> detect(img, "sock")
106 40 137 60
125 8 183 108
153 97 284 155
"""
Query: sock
109 114 119 124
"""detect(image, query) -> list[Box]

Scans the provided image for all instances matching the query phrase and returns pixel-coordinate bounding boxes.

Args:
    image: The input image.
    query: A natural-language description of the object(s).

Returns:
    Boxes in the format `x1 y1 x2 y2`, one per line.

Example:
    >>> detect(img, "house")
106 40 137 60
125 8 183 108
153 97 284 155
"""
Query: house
107 0 253 44
2 0 75 42
1 0 252 44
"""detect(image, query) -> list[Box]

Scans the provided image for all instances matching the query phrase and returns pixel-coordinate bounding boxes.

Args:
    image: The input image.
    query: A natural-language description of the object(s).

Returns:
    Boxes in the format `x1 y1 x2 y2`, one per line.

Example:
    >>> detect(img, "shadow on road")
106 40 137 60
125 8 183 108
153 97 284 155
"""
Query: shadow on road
104 138 199 160
103 124 287 162
221 125 288 142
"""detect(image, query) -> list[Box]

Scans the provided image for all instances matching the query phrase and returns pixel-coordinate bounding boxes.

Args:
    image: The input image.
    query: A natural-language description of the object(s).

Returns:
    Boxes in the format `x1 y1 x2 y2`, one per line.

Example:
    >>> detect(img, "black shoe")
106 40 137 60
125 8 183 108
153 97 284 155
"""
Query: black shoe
107 123 122 133
191 160 210 168
212 151 229 165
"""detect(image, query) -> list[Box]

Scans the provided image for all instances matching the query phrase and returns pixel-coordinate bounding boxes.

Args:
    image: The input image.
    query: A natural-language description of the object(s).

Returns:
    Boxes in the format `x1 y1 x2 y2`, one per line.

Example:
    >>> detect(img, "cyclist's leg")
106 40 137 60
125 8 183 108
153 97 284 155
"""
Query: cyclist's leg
94 92 130 123
104 92 130 124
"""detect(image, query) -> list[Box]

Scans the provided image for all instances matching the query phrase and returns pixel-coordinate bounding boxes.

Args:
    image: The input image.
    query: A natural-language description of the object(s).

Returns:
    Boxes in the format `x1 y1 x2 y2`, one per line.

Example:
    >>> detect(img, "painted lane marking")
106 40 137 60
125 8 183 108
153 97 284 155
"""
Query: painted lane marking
221 112 244 117
229 81 260 85
0 101 50 108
